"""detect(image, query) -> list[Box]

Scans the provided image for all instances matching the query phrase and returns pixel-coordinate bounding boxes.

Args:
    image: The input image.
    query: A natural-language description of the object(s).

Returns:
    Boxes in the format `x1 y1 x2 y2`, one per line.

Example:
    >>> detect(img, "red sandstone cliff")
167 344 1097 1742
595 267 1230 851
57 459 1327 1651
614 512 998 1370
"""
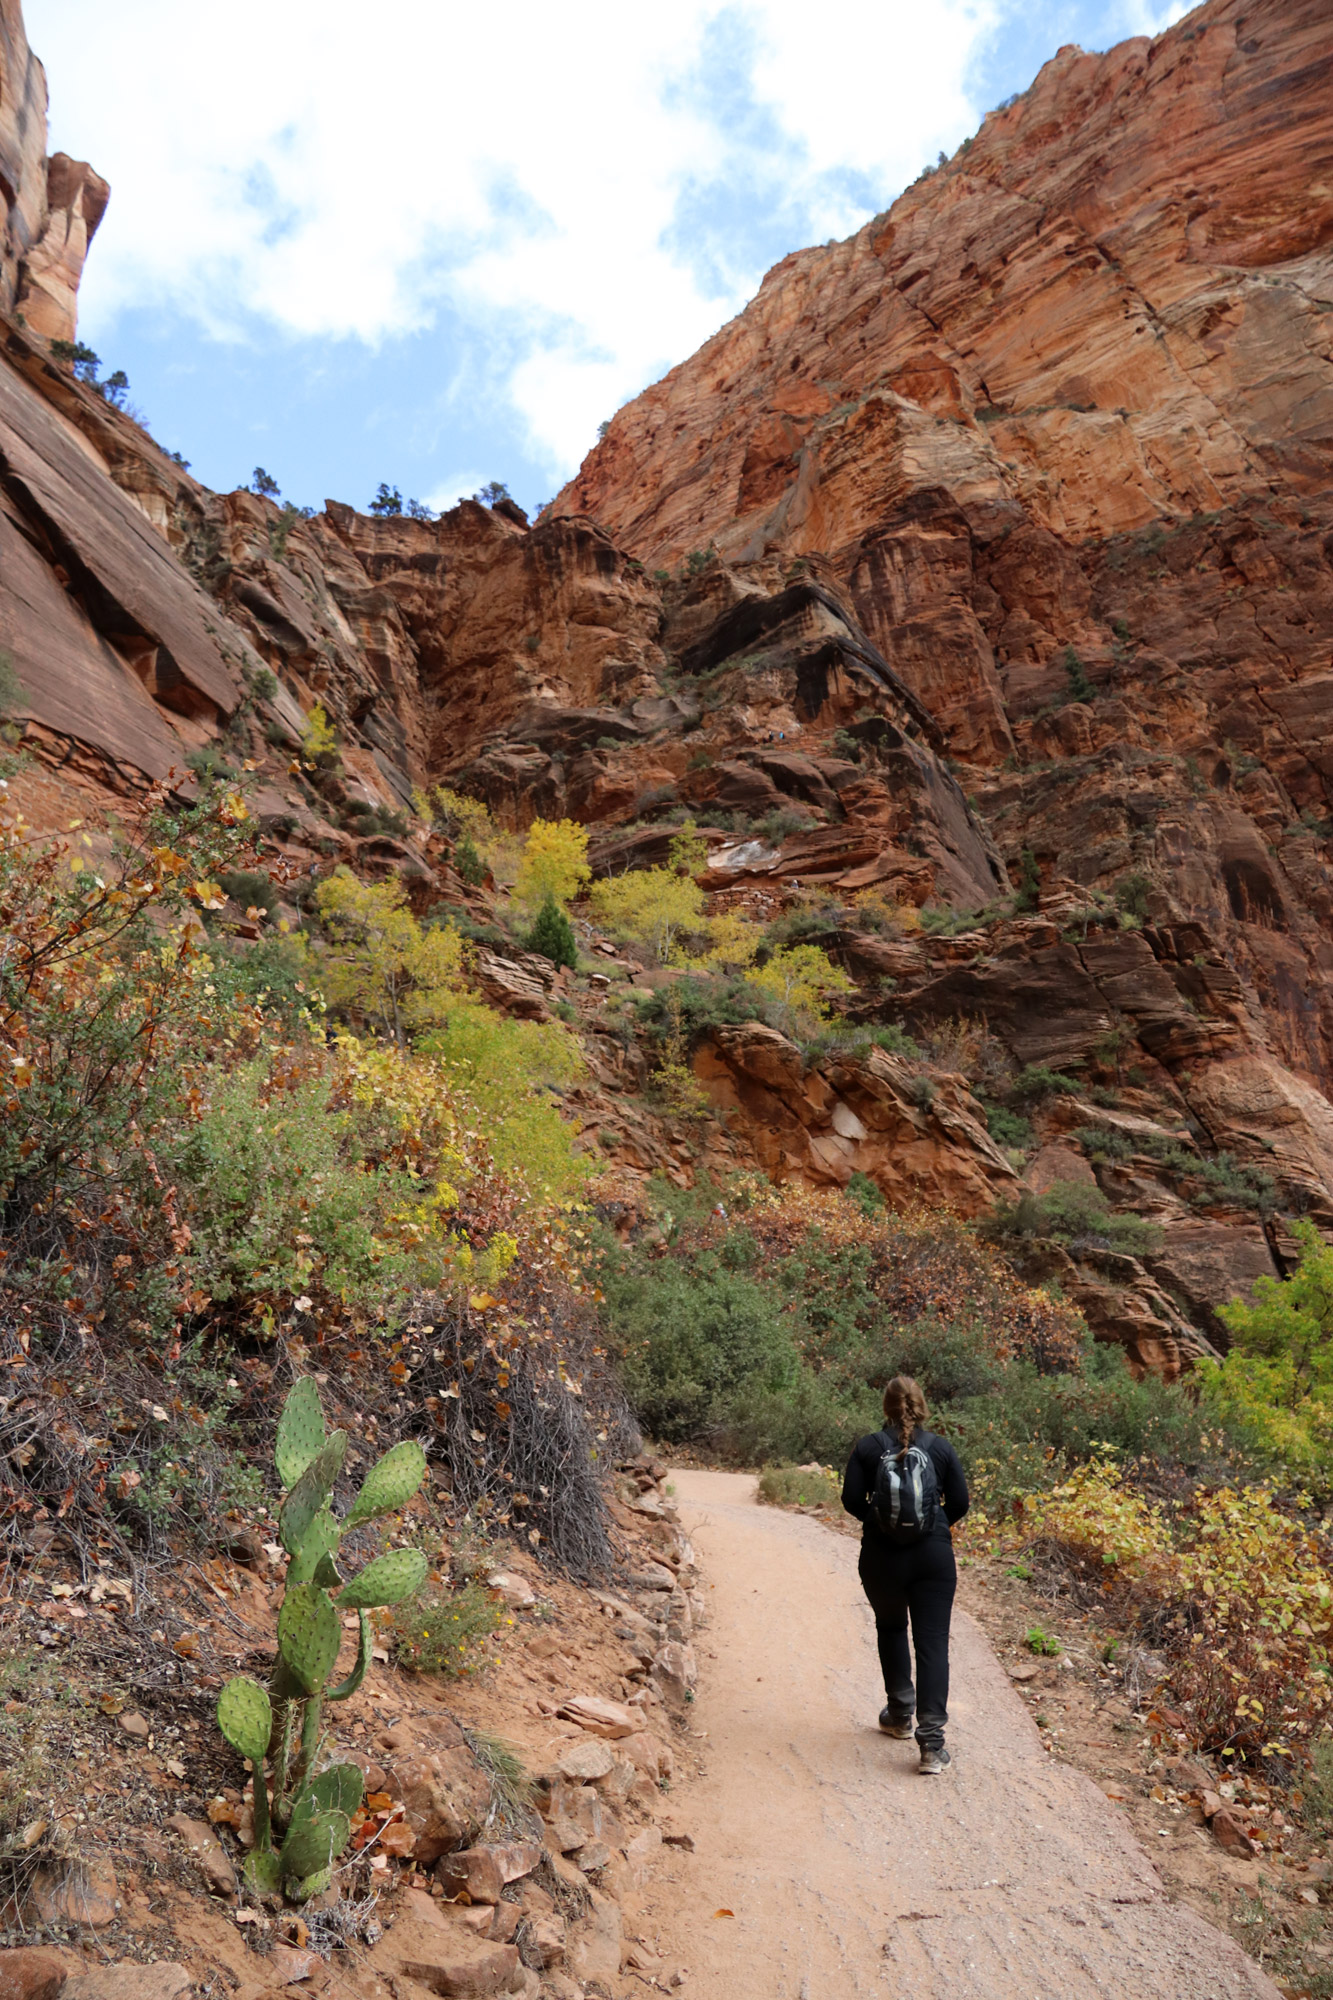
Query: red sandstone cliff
2 0 1333 1377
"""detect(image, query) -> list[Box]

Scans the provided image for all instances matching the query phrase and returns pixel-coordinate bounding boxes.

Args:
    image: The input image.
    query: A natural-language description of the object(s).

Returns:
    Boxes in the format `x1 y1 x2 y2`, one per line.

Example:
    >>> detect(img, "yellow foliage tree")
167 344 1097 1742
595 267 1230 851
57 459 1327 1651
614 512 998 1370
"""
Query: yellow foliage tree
301 703 338 761
750 942 853 1024
590 866 705 963
698 909 762 971
515 818 591 910
309 868 464 1042
420 1003 589 1201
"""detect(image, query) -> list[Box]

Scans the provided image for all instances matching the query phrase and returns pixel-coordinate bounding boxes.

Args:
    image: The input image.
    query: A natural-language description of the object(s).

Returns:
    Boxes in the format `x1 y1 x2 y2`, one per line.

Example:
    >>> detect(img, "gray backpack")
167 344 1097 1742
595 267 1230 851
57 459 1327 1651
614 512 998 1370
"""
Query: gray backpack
870 1432 940 1543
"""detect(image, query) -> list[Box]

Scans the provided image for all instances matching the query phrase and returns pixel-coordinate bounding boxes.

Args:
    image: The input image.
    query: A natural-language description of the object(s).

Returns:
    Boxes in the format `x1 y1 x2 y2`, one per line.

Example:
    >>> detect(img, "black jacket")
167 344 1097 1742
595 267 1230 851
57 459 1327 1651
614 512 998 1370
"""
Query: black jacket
842 1427 969 1539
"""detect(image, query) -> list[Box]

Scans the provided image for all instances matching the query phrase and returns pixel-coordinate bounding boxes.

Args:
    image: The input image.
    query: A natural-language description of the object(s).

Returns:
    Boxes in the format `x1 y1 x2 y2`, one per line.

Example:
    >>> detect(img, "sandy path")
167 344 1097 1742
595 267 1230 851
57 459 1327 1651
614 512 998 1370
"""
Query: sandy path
640 1469 1278 2000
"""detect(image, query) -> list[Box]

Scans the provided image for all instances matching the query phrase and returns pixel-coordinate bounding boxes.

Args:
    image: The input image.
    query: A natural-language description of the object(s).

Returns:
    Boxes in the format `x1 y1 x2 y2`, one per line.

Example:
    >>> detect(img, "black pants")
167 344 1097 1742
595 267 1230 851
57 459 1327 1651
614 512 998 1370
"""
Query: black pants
858 1531 956 1752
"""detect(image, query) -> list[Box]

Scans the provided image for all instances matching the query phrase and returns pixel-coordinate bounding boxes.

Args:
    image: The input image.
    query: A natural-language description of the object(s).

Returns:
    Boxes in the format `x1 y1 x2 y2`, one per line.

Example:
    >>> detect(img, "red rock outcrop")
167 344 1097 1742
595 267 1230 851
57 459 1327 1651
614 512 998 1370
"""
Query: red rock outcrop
0 3 107 343
3 0 1333 1375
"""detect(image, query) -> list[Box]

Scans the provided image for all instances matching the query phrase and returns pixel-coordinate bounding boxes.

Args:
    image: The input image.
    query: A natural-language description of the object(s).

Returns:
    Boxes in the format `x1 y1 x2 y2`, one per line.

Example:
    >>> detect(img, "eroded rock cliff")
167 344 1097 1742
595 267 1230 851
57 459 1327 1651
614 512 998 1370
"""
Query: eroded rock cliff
2 0 1332 1377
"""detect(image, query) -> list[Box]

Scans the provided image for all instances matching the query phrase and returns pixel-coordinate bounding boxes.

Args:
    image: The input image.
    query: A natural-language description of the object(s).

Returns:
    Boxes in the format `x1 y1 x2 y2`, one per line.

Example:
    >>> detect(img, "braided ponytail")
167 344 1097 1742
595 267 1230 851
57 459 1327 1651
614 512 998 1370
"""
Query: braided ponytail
883 1374 929 1462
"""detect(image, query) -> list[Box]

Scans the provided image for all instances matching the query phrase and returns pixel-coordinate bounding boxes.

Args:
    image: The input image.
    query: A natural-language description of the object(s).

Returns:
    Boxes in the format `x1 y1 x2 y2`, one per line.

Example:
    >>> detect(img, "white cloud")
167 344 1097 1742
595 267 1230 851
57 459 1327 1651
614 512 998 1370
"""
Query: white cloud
28 0 1027 477
423 469 490 514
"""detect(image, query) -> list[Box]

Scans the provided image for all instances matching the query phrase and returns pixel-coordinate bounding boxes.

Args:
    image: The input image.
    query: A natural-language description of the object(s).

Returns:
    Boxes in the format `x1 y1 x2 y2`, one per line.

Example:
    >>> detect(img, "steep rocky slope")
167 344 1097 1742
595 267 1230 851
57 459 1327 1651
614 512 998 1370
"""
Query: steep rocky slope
2 0 1333 1376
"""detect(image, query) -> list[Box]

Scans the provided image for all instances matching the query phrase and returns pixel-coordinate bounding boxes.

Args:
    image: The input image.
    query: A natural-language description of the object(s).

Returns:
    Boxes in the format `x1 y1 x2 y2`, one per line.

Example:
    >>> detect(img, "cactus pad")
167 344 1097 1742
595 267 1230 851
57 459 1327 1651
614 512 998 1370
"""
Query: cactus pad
344 1439 427 1529
217 1677 272 1765
243 1846 282 1895
279 1808 350 1881
287 1864 334 1902
339 1547 427 1610
275 1377 326 1490
306 1763 364 1818
277 1583 341 1696
327 1608 371 1703
286 1508 341 1588
280 1430 348 1555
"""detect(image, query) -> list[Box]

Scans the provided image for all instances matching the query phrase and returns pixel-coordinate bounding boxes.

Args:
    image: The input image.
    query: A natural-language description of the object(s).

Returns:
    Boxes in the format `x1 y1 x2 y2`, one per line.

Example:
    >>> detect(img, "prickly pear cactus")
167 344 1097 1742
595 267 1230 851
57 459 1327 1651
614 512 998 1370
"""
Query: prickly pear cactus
286 1507 341 1588
275 1377 326 1490
280 1431 348 1555
339 1547 428 1610
303 1763 364 1818
243 1847 282 1895
327 1608 372 1703
217 1677 272 1764
343 1439 427 1529
279 1808 350 1886
277 1583 341 1696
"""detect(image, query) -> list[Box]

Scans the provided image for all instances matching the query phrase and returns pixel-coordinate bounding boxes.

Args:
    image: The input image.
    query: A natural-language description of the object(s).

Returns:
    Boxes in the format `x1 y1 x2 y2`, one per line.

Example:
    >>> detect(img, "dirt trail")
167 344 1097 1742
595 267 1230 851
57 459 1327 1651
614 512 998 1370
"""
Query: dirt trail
643 1470 1279 2000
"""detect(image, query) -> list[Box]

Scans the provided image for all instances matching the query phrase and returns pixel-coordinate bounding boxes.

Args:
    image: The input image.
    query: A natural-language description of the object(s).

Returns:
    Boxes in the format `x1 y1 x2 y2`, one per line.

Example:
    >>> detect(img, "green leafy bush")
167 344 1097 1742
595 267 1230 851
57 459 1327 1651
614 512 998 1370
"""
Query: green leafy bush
390 1580 505 1676
1200 1221 1333 1487
455 832 487 886
526 892 578 969
1010 1065 1078 1103
757 1464 842 1510
981 1179 1164 1256
610 1255 808 1442
985 1104 1033 1150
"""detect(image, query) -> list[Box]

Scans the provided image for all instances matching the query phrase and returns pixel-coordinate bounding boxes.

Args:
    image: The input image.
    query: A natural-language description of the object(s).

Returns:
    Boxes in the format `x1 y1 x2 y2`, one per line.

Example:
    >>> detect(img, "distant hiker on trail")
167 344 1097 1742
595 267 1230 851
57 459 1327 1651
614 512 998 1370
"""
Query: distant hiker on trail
841 1375 969 1775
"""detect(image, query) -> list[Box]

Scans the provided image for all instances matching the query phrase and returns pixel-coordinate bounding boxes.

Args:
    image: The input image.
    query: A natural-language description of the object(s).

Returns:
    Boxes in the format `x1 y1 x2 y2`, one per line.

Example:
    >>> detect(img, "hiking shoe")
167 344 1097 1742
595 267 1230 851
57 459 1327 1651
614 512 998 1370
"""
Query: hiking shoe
878 1707 914 1738
918 1746 952 1775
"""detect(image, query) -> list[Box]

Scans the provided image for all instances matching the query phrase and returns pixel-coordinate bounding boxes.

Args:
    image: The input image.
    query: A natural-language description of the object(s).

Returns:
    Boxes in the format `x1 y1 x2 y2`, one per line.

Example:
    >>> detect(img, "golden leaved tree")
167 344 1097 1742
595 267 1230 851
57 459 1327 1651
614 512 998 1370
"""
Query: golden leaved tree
308 868 465 1043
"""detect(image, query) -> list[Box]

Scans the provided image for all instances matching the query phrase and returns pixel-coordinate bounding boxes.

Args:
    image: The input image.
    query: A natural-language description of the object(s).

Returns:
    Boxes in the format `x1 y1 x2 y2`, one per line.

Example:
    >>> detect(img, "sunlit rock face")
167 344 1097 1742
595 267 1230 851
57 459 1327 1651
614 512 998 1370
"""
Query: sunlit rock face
0 3 108 342
3 0 1333 1376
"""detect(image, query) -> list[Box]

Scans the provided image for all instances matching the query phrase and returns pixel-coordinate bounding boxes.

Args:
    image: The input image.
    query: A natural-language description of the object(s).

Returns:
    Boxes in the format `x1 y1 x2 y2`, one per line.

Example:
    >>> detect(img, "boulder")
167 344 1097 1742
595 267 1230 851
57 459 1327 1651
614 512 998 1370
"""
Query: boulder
0 1951 67 2000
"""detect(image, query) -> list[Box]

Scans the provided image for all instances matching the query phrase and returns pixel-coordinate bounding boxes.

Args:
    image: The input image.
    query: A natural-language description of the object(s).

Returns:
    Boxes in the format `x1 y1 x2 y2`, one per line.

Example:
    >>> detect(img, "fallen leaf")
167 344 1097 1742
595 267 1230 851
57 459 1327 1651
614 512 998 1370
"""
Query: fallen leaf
713 1909 734 1919
165 1758 187 1780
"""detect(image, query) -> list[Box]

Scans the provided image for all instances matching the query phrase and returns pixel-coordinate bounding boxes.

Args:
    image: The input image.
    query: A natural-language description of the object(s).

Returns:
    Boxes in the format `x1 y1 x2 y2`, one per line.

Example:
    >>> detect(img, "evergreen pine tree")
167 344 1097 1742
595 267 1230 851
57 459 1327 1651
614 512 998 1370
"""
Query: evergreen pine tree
527 893 577 969
455 833 486 887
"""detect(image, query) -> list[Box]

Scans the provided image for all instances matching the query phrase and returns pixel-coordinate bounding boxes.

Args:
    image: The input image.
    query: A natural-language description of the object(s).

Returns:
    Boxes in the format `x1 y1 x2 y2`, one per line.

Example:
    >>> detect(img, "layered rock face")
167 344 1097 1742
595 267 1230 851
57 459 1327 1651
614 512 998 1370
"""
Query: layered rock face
0 1 107 342
3 0 1333 1377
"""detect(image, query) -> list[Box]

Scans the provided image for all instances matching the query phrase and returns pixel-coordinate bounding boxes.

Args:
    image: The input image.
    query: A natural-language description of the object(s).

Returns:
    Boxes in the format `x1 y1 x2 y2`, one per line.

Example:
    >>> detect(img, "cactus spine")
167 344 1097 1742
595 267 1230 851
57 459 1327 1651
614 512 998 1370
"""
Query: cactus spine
214 1377 427 1900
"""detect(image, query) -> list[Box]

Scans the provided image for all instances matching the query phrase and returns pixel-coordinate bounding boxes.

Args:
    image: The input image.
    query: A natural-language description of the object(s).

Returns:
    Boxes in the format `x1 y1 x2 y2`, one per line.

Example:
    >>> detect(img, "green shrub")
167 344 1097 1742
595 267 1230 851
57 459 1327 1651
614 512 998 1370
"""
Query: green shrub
1062 647 1096 705
1014 847 1041 912
1025 1625 1061 1656
845 1171 885 1215
0 650 28 717
391 1580 505 1677
757 1464 842 1510
218 868 279 920
982 1179 1164 1256
985 1104 1033 1150
1200 1221 1333 1488
1113 871 1153 921
181 1059 419 1311
610 1255 808 1442
526 892 578 969
1010 1064 1078 1103
186 743 238 782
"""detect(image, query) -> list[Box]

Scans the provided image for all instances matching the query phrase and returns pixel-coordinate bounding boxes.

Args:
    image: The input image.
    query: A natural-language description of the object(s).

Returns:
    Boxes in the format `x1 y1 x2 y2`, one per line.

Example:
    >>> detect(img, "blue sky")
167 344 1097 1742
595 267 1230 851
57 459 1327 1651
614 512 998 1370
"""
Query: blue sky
28 0 1187 520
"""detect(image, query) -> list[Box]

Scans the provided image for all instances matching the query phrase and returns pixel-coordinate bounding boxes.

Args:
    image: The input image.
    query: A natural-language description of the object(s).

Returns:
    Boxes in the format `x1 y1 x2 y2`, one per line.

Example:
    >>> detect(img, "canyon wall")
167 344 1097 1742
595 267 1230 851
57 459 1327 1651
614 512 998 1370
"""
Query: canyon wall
2 0 1333 1374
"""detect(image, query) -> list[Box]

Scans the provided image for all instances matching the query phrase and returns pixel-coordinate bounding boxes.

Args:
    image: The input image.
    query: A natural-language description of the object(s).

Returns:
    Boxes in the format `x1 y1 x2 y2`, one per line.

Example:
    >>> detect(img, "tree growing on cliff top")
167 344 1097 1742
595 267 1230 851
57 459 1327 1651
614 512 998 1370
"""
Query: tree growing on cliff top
515 818 591 911
370 483 403 516
252 467 280 499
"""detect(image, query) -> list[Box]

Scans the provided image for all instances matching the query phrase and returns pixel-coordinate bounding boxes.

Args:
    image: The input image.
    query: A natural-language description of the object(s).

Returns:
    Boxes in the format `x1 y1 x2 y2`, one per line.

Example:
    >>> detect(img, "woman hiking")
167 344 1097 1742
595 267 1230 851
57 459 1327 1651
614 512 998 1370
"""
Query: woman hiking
842 1375 969 1774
